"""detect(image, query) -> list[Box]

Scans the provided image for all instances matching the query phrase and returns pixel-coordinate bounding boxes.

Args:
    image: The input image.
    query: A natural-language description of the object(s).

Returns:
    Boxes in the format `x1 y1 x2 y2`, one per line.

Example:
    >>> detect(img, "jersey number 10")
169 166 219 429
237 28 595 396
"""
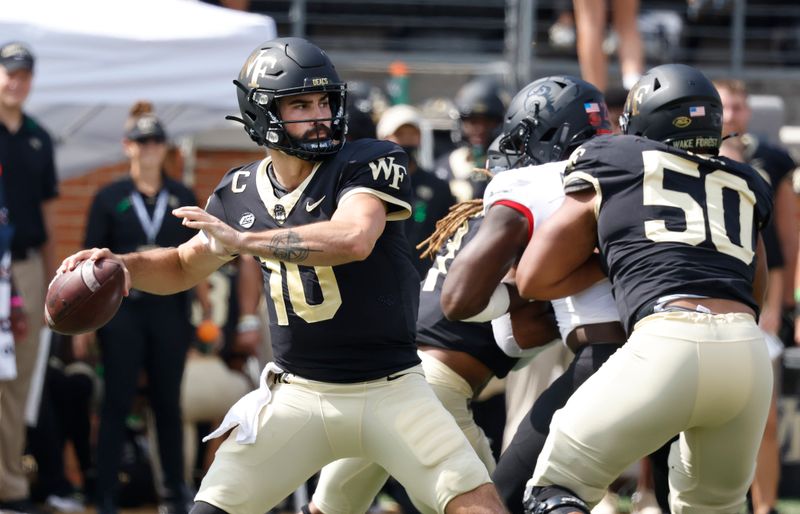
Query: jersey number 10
260 258 343 325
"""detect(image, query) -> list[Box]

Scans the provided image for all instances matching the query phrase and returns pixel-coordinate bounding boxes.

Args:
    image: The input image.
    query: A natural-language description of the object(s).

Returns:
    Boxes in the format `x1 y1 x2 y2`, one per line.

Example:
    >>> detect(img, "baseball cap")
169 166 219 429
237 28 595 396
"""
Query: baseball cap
0 42 35 72
125 114 167 142
376 104 422 140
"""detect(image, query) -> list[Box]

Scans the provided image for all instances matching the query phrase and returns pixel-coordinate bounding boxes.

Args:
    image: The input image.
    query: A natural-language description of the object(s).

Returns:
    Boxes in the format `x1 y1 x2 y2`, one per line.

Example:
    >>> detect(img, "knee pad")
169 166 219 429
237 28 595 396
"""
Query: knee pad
522 485 590 514
190 501 230 514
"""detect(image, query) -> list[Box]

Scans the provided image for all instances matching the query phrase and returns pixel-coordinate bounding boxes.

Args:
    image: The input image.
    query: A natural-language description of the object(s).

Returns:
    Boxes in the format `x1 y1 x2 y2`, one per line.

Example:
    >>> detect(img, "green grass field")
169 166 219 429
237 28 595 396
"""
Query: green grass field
613 497 800 513
777 500 800 514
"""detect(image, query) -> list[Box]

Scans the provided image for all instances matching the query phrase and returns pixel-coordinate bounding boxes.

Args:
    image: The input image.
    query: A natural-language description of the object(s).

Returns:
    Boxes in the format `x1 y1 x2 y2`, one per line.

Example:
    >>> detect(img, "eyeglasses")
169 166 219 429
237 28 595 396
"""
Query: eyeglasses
133 136 166 145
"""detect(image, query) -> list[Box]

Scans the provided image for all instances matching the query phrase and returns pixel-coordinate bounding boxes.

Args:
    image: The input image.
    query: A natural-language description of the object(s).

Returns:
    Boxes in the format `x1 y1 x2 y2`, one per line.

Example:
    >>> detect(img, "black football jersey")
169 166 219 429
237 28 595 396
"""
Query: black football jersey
744 135 797 192
744 135 796 268
205 140 421 382
564 135 773 332
417 214 519 378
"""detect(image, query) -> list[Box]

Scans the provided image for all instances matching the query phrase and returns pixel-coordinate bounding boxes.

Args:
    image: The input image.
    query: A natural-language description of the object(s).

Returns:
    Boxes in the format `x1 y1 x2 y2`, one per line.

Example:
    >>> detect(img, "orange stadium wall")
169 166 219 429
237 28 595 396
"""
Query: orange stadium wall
51 149 263 261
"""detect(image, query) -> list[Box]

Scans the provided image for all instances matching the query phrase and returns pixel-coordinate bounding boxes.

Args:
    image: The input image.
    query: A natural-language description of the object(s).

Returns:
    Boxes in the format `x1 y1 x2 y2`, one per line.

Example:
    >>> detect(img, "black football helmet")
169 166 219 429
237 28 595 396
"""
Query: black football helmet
498 75 611 165
347 80 389 121
229 37 347 161
620 63 722 153
455 79 508 120
453 79 508 145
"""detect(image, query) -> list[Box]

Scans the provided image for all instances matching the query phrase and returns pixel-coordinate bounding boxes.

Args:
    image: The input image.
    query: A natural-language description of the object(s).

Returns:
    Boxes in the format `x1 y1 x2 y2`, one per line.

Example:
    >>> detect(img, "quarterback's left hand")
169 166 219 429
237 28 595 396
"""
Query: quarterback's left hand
174 207 241 256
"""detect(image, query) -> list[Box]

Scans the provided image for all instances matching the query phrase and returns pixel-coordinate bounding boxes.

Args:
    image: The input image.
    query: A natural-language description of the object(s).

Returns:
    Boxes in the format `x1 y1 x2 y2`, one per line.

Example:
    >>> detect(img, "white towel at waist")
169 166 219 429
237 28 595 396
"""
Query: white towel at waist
202 362 284 444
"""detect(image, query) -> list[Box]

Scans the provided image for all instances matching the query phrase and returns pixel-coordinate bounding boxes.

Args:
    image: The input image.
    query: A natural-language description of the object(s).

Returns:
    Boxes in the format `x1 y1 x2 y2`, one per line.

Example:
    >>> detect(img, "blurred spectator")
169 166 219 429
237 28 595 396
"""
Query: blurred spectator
229 256 271 373
180 337 251 488
434 79 507 202
376 104 455 277
27 335 95 513
345 101 376 141
0 167 23 386
177 265 251 488
175 257 268 487
0 41 58 514
715 78 799 341
573 0 644 91
0 129 29 509
716 78 797 514
547 3 576 51
418 96 461 167
346 80 390 124
72 102 199 514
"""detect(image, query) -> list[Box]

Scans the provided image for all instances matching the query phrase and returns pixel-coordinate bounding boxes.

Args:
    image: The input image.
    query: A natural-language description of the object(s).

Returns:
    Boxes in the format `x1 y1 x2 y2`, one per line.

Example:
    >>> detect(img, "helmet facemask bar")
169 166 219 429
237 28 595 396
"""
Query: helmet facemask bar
229 79 348 161
498 119 534 162
487 146 527 171
619 111 631 135
498 101 541 165
500 118 605 166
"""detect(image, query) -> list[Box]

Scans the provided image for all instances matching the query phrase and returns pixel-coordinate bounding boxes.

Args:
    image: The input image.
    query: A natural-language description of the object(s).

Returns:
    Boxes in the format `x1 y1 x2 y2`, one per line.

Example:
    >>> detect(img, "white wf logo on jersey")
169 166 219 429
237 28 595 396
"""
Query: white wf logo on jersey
368 157 407 190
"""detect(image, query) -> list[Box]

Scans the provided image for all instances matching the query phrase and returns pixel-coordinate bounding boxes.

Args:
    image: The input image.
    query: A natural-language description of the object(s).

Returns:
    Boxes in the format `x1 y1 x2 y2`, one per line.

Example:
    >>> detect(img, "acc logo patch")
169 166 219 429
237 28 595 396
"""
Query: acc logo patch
239 212 255 228
673 116 692 128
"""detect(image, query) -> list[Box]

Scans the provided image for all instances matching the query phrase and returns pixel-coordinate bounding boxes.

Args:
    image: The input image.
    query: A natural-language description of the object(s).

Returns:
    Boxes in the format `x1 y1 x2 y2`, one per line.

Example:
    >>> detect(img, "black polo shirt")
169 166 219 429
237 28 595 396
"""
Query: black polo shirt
84 176 197 254
85 176 198 305
744 134 797 270
0 115 58 259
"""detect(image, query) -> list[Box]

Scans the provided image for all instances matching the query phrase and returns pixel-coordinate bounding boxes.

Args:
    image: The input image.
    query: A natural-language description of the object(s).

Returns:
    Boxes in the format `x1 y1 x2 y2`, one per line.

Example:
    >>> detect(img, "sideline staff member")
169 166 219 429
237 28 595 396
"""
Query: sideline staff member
0 41 59 512
75 102 198 514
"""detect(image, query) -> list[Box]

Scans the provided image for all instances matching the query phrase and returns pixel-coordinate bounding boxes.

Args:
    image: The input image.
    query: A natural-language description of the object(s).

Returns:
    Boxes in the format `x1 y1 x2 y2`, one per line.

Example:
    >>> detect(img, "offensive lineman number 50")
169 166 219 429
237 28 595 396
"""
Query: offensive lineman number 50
642 150 756 264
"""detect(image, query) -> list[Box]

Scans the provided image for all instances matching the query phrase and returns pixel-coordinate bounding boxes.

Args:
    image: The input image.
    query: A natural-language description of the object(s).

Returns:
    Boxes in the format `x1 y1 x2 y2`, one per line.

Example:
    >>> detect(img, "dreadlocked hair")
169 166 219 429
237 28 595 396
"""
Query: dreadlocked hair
417 199 484 261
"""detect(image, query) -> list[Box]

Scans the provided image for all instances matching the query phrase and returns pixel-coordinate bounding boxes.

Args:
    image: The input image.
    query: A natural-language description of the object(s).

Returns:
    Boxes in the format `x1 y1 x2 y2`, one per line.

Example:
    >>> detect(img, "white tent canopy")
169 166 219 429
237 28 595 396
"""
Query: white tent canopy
1 0 276 178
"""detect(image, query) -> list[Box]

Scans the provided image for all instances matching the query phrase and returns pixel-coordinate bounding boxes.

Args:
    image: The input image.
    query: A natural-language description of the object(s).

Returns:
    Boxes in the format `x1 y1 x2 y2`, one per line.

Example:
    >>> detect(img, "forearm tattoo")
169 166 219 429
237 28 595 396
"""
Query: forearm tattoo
264 230 319 262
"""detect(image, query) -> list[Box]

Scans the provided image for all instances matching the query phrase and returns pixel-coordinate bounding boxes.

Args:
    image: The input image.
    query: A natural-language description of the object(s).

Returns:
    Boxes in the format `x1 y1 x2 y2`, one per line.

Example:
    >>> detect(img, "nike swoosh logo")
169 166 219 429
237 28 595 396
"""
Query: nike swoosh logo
386 373 410 381
305 196 326 212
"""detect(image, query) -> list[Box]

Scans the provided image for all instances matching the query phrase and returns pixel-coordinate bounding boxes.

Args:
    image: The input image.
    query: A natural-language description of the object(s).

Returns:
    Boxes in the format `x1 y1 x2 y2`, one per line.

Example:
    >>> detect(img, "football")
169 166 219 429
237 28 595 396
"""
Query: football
44 258 126 335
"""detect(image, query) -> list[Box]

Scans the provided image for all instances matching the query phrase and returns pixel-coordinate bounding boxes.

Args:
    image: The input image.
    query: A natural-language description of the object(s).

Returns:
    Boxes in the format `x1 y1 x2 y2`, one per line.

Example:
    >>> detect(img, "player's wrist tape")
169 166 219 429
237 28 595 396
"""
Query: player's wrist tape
463 283 510 323
237 314 260 333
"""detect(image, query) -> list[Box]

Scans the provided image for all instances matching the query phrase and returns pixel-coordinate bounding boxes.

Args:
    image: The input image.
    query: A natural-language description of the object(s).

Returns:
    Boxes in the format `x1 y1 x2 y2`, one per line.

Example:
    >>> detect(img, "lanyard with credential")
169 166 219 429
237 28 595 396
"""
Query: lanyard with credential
130 189 169 246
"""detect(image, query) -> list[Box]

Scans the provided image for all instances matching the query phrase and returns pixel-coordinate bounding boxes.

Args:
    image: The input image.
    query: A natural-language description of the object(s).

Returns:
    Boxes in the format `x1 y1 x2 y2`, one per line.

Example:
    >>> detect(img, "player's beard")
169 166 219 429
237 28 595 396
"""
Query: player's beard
296 124 337 152
300 124 333 143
